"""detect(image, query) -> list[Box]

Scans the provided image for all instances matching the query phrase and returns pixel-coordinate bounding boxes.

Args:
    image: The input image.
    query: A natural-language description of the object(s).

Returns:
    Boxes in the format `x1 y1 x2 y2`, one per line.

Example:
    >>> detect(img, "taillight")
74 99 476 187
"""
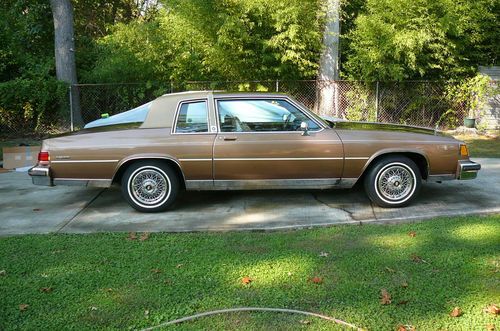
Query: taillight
38 151 50 162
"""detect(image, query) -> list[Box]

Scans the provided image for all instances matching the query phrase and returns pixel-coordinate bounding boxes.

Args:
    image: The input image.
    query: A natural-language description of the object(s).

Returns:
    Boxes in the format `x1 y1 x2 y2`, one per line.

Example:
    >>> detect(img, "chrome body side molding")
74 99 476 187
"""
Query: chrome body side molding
185 178 359 190
53 178 113 188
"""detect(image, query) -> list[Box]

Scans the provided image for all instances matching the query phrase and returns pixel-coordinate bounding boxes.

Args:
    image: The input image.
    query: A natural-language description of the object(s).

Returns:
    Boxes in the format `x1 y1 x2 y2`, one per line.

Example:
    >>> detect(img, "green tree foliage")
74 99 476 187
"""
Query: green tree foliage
84 0 323 83
343 0 500 81
0 0 54 81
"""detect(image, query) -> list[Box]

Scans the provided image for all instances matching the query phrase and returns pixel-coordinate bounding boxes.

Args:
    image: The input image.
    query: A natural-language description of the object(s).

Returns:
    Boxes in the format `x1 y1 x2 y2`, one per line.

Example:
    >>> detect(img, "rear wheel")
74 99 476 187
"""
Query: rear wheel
364 156 421 208
121 161 179 212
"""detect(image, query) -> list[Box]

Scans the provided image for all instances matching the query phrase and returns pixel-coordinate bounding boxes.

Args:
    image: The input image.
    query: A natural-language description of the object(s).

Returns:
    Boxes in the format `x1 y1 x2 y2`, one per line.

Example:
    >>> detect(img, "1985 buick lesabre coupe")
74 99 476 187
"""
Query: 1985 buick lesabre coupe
29 91 481 212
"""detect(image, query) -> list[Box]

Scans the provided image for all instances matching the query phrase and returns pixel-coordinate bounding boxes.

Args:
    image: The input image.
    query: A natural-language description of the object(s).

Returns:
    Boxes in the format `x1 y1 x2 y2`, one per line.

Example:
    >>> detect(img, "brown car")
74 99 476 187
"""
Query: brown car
29 91 481 212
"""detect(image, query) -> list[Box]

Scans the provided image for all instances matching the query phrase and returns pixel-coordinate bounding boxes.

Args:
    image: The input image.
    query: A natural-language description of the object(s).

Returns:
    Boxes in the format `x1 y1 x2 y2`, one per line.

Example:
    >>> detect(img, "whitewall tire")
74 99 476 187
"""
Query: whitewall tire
364 156 421 208
121 161 179 212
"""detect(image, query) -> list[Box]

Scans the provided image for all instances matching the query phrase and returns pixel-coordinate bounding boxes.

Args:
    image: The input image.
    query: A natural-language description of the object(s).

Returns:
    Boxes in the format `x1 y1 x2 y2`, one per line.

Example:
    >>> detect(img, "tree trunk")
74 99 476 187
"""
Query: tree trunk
316 0 340 116
50 0 84 127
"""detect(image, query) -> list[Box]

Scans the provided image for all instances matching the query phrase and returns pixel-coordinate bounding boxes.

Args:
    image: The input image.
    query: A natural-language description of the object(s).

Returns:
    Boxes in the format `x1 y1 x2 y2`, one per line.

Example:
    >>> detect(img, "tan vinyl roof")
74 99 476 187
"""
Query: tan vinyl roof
141 91 212 128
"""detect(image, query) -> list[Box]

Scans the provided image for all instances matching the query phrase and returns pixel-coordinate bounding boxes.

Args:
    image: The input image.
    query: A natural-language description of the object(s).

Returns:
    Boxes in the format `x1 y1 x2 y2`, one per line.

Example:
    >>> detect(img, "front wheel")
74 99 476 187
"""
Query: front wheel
121 161 180 212
364 156 421 208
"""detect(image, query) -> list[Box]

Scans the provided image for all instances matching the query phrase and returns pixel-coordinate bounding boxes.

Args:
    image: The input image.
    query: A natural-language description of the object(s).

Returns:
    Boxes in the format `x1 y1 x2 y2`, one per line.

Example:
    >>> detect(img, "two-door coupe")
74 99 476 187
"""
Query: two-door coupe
29 91 481 212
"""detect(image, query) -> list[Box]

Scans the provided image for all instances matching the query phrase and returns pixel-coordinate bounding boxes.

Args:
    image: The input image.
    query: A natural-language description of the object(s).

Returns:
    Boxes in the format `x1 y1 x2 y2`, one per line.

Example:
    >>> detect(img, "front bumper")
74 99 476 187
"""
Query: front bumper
28 165 53 186
457 160 481 180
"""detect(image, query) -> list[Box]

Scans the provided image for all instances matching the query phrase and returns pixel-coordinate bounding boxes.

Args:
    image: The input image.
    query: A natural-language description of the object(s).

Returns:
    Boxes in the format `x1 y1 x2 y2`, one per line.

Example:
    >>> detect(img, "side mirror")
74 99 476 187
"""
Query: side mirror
300 121 309 136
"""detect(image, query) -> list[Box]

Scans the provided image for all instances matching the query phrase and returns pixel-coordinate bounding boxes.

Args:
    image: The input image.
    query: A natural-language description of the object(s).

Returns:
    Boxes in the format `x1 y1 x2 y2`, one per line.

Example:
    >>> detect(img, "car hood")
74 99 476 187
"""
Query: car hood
324 119 449 137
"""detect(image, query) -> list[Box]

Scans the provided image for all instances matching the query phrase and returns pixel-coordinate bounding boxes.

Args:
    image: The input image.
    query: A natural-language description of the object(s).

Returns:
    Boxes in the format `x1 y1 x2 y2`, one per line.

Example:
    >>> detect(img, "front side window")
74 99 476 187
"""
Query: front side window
217 99 320 132
175 101 208 133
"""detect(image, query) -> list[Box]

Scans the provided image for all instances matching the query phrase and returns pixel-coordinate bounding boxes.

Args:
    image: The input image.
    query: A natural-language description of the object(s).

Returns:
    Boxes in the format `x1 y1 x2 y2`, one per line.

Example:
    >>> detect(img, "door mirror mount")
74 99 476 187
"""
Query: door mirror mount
300 121 310 136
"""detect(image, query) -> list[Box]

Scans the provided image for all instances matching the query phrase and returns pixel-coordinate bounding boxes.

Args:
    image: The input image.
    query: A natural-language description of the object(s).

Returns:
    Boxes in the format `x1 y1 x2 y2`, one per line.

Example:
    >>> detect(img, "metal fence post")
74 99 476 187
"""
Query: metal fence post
276 79 279 92
69 85 74 131
375 81 379 122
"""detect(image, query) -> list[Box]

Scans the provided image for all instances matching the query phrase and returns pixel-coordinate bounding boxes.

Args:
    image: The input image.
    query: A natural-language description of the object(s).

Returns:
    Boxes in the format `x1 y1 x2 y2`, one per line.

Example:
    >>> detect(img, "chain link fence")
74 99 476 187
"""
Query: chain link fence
73 80 467 129
0 82 72 138
1 80 470 138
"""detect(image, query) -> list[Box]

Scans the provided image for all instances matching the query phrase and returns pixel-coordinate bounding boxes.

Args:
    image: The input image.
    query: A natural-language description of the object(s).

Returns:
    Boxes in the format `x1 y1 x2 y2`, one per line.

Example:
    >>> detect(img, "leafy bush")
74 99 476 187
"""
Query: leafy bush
0 78 68 137
344 82 377 121
445 74 497 129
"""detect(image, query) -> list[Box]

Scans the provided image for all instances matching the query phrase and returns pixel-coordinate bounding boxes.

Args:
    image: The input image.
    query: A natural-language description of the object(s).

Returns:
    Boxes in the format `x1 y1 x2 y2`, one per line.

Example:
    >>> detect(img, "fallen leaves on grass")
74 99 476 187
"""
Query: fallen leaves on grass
380 288 392 305
0 270 6 276
486 324 496 331
139 232 150 241
241 276 252 285
450 307 463 317
19 304 29 312
397 325 416 331
408 231 416 237
39 287 53 293
151 268 162 274
127 232 137 241
299 319 311 325
385 267 396 273
410 253 426 263
484 304 499 315
397 300 409 306
176 264 183 269
319 252 329 257
401 281 409 288
309 276 323 284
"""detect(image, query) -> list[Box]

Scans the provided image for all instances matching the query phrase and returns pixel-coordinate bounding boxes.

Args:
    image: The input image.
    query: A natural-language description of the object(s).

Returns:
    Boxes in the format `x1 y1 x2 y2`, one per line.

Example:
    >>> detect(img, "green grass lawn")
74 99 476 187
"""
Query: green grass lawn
453 134 500 158
1 215 499 330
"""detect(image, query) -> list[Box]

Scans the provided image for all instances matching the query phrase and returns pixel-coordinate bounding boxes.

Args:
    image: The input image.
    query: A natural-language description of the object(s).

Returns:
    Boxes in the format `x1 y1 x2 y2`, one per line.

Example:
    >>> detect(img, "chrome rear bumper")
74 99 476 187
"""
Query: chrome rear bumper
457 160 481 180
28 165 53 186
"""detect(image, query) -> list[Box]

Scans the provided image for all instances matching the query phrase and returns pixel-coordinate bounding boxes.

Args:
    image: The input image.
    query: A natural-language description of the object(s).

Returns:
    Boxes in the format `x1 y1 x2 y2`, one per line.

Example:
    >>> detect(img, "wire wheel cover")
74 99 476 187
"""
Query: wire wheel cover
131 169 168 205
377 165 414 201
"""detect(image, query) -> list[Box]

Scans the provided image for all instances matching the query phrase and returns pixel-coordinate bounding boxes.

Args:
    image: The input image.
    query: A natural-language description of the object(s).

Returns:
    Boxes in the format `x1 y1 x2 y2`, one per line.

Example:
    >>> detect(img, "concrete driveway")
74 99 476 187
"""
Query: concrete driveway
1 158 499 235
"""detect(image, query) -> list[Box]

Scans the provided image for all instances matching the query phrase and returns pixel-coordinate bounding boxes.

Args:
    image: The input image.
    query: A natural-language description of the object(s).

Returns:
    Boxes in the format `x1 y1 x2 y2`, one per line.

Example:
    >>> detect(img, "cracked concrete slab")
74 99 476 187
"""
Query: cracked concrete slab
0 158 498 235
0 174 102 236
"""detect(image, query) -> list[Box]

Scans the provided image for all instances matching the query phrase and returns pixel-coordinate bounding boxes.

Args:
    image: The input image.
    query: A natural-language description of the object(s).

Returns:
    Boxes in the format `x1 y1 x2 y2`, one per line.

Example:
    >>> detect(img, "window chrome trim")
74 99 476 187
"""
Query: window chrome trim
171 99 211 135
213 96 326 134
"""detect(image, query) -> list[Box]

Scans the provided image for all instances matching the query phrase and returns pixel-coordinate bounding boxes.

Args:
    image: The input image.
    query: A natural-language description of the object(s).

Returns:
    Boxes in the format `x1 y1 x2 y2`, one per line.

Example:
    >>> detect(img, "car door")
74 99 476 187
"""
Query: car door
212 97 344 189
170 98 217 187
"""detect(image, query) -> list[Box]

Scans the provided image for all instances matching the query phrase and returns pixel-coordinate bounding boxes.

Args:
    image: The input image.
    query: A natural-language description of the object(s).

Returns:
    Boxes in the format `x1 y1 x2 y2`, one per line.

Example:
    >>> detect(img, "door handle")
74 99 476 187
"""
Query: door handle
223 136 238 141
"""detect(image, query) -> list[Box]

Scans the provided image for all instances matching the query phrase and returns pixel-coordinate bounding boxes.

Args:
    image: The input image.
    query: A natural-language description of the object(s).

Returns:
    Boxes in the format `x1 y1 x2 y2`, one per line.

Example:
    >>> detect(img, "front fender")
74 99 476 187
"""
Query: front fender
360 148 430 176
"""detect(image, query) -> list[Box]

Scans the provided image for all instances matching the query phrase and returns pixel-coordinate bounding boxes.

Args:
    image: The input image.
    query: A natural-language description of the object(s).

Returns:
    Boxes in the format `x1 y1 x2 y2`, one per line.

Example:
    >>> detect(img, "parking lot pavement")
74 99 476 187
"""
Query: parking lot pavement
0 158 499 235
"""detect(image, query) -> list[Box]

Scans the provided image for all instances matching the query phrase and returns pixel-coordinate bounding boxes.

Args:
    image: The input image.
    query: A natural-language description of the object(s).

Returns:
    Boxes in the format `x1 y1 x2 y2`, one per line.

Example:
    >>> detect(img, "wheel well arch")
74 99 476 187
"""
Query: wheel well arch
112 158 186 189
358 151 429 184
